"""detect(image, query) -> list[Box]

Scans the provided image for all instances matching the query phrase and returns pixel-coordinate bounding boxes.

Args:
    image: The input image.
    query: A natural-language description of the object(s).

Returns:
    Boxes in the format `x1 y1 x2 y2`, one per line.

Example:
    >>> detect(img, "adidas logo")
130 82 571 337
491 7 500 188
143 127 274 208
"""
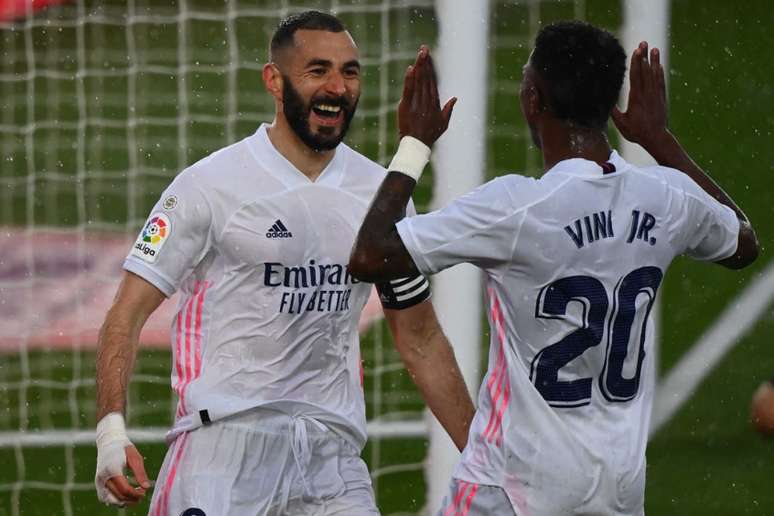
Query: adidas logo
266 219 293 239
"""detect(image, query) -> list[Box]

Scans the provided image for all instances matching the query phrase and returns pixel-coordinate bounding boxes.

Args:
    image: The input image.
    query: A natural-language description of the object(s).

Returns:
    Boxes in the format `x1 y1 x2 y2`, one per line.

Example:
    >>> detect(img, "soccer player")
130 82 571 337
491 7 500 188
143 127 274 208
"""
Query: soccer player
349 22 759 515
94 11 474 515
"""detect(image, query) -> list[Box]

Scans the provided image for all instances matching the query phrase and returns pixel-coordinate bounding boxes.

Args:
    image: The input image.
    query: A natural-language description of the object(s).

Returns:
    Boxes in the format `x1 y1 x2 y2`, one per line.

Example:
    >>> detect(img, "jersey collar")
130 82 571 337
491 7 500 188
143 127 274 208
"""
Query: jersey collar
248 124 346 188
548 150 630 177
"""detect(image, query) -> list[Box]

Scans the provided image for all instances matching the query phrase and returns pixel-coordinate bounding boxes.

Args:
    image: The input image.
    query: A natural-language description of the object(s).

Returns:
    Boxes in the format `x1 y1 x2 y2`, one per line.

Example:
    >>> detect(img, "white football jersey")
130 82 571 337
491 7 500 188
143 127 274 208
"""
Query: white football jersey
397 151 739 514
125 125 428 449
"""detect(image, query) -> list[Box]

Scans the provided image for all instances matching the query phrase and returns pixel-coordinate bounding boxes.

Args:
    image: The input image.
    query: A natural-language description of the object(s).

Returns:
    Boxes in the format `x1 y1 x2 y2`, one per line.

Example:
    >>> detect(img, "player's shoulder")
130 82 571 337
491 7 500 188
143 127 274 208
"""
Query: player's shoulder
339 143 388 180
494 171 559 207
169 135 257 194
627 162 704 196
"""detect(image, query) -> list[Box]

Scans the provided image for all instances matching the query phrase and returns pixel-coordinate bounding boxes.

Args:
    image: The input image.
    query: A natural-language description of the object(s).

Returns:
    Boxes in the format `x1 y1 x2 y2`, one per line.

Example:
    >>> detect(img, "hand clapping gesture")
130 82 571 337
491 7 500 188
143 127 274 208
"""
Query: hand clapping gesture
612 41 669 148
398 45 457 147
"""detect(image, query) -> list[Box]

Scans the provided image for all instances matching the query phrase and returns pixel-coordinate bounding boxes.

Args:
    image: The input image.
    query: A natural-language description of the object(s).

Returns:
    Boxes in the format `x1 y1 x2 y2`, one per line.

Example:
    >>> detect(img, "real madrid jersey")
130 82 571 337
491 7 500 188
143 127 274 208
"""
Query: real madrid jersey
124 124 429 449
396 151 739 513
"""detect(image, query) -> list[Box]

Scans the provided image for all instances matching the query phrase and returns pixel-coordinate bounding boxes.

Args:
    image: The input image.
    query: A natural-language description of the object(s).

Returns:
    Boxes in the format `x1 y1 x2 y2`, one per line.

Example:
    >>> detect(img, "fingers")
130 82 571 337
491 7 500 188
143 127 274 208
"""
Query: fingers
441 97 457 129
416 46 431 110
126 445 152 489
105 474 146 505
651 47 667 102
402 64 415 105
639 41 653 94
610 105 624 128
424 47 441 108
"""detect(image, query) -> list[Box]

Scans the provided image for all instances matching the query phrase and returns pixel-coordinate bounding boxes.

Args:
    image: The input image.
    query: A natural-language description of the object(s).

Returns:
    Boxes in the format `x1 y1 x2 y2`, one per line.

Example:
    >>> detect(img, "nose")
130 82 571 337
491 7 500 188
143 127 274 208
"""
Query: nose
324 71 346 96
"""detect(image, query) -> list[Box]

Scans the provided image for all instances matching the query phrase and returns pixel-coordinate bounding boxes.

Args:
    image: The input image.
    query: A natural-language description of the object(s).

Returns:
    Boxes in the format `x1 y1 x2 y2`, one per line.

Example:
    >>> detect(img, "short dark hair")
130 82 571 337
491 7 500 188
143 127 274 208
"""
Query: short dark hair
531 20 626 129
270 11 347 60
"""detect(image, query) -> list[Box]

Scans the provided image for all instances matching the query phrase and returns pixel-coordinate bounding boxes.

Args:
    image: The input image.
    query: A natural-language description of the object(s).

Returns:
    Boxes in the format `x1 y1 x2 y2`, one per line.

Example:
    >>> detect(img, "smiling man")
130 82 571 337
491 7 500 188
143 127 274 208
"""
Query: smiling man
93 11 474 516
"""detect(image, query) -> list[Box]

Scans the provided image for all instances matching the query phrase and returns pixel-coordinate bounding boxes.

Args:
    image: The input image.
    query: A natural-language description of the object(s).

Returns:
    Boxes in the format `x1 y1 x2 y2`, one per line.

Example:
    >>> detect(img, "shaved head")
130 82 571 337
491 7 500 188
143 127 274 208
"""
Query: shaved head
270 10 347 63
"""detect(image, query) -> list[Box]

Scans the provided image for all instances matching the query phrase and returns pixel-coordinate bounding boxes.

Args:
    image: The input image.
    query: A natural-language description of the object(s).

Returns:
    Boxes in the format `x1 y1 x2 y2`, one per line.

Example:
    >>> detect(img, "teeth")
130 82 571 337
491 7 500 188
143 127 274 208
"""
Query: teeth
315 104 341 113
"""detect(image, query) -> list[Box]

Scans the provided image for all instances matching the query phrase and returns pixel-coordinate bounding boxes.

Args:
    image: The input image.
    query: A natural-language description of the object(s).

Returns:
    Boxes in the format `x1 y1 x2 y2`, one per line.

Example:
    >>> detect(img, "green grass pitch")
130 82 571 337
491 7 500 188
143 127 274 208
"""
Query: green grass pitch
1 0 773 514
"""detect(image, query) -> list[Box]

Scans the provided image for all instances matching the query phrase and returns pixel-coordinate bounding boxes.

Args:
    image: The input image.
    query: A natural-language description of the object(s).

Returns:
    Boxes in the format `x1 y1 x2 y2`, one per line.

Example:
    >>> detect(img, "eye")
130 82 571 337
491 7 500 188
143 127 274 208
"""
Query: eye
309 68 326 77
344 68 360 79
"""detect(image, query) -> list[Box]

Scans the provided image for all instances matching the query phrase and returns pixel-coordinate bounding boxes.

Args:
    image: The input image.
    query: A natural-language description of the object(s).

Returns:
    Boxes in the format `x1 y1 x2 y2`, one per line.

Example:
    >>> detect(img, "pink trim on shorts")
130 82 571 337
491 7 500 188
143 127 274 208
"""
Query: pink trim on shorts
152 432 189 516
461 482 480 515
444 480 470 516
483 288 511 445
444 480 480 516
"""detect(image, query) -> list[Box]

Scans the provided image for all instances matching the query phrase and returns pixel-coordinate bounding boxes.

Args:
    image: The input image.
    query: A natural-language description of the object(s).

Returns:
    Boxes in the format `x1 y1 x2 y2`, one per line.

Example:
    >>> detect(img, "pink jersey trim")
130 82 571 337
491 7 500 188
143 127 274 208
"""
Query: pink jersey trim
176 281 209 417
483 288 511 446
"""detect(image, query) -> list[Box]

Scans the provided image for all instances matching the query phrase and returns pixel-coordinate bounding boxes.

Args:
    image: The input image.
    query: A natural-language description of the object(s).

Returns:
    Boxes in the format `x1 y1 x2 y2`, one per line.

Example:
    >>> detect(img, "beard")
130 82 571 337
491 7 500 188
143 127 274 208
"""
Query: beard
282 76 358 152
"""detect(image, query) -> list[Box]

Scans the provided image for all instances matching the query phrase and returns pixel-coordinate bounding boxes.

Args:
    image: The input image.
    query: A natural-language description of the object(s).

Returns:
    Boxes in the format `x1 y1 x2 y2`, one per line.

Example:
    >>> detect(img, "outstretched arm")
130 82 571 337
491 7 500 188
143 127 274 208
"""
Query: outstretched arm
349 46 456 282
95 271 164 506
385 301 475 451
612 42 759 269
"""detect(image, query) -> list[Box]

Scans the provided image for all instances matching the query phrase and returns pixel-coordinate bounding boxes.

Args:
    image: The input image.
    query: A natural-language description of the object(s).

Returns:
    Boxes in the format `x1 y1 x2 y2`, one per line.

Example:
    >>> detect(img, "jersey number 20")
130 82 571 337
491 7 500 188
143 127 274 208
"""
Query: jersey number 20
530 266 663 407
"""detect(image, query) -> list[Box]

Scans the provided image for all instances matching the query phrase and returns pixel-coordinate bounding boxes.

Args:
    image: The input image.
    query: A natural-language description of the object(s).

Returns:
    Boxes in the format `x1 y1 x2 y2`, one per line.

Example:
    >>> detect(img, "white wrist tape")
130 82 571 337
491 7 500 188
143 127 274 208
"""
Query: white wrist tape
388 136 431 182
96 412 129 448
95 412 132 506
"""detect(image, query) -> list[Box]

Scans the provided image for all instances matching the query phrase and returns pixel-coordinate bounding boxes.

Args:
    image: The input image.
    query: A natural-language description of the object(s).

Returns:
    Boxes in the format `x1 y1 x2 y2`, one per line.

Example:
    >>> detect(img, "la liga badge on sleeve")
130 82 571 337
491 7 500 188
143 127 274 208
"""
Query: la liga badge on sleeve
131 212 171 263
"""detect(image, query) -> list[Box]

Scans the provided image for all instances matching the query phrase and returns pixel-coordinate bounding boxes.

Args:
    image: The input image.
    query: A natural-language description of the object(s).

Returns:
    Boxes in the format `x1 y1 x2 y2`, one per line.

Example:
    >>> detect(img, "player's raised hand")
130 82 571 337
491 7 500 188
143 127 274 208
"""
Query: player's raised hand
612 41 668 148
398 45 457 147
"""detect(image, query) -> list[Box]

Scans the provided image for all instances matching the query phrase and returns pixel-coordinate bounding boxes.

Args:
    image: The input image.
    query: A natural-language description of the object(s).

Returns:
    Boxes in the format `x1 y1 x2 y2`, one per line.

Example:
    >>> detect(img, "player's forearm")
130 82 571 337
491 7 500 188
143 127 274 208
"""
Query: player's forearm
398 330 474 451
349 171 419 282
390 315 474 451
642 130 759 267
644 131 746 221
96 310 141 421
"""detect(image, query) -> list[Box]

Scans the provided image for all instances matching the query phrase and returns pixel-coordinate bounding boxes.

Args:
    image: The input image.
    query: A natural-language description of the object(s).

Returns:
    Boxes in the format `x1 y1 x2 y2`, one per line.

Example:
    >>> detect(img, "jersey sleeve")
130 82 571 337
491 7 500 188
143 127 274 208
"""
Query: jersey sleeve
665 169 740 262
123 170 213 296
396 177 524 275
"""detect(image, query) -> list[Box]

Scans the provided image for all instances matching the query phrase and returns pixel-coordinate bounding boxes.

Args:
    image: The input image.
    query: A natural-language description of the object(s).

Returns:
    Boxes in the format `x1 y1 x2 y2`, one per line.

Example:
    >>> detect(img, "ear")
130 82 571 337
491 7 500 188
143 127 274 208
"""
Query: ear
262 63 283 101
527 85 544 118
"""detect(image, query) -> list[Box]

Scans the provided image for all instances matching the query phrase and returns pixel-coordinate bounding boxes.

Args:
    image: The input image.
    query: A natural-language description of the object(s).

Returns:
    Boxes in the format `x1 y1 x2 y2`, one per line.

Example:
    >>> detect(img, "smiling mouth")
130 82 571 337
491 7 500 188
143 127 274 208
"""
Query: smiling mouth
312 102 343 119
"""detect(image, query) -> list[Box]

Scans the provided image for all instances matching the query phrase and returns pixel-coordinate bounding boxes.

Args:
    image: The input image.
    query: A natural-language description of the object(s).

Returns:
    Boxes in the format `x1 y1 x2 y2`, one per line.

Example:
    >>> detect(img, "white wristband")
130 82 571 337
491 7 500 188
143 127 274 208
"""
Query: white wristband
96 412 129 448
388 136 431 182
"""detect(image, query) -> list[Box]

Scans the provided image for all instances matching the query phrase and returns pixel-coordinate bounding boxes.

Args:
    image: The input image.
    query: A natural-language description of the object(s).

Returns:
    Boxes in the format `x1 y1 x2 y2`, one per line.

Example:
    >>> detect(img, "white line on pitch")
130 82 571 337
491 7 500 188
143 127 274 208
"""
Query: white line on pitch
650 260 774 437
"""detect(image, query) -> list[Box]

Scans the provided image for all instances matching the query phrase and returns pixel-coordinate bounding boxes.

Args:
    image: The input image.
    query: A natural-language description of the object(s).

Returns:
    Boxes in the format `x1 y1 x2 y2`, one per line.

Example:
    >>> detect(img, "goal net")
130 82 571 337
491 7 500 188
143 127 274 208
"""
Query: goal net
0 1 610 514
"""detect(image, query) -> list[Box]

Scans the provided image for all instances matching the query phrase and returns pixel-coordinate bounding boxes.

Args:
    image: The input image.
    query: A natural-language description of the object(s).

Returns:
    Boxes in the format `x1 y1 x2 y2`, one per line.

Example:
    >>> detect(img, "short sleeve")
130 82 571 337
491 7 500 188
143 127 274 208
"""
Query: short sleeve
666 171 740 262
123 170 213 296
396 177 524 275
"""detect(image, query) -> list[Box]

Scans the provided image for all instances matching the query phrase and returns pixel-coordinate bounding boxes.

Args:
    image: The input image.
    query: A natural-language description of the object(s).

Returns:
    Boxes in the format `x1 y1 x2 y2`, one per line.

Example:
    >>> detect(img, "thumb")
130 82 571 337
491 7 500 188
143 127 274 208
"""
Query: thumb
610 105 625 128
441 97 457 127
125 445 151 489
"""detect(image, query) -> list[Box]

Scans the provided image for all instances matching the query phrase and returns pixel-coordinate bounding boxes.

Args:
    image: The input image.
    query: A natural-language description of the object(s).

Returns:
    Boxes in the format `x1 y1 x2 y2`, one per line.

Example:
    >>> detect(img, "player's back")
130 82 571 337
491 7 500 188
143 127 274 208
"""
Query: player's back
414 150 740 514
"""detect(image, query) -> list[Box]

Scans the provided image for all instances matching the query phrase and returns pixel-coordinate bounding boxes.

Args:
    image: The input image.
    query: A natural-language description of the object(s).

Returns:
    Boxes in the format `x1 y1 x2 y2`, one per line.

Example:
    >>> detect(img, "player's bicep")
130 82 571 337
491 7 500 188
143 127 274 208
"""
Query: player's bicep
383 298 439 351
108 271 166 328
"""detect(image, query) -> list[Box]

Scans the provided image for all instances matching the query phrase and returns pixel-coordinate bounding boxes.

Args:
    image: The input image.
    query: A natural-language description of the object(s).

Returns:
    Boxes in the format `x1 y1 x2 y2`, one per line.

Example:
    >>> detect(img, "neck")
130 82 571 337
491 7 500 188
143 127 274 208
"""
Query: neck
539 119 612 172
266 115 336 181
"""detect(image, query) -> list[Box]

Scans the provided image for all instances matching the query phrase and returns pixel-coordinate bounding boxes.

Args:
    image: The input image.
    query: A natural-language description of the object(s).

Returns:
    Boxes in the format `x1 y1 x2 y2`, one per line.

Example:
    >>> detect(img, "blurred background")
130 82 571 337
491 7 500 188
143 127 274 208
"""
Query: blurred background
0 0 772 514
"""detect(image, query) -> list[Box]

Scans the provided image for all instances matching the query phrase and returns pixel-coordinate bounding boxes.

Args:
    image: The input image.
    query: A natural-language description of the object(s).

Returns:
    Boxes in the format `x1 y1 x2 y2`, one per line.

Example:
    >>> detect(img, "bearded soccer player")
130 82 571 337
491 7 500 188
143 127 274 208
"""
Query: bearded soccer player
94 11 474 515
350 22 759 515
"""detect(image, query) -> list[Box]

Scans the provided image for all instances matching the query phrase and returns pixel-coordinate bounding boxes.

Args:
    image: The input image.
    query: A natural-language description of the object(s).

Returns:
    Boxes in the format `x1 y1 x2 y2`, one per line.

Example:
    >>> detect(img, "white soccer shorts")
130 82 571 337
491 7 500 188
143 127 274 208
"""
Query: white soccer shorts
436 479 515 516
147 408 379 516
